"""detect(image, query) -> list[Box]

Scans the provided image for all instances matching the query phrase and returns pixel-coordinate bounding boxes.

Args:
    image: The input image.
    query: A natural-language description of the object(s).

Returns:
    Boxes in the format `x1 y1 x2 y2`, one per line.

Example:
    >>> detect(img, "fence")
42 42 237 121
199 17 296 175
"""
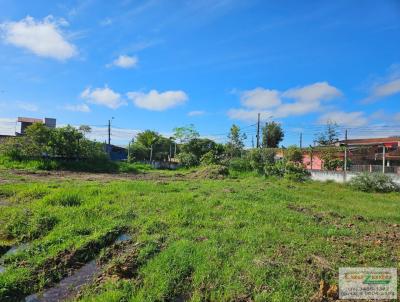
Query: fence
310 170 400 184
349 165 400 174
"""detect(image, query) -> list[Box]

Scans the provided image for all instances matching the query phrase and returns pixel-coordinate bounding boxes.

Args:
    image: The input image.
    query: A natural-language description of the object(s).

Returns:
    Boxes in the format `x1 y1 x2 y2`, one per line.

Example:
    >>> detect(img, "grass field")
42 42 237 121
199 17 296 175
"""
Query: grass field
0 169 399 301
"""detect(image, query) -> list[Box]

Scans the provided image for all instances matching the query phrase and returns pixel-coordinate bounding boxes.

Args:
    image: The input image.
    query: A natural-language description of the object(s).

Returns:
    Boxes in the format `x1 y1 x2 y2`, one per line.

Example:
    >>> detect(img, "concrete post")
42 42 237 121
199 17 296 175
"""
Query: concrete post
382 145 386 174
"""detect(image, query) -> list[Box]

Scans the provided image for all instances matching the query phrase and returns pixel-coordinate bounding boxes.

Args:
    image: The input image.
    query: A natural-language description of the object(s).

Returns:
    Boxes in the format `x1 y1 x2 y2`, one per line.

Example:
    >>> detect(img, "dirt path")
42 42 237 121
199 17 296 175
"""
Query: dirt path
0 169 187 183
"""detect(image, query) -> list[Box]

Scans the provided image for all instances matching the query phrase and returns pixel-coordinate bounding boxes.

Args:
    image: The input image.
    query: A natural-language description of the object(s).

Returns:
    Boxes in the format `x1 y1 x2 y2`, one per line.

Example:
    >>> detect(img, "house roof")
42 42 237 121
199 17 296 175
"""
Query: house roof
17 117 43 123
337 137 400 146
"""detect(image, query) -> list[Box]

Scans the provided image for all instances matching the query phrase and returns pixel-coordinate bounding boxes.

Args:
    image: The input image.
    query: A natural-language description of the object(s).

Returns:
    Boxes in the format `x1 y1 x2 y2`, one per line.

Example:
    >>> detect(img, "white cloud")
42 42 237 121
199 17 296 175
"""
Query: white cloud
64 103 90 112
364 78 400 103
79 125 139 146
100 17 113 26
369 110 400 125
109 55 138 69
188 110 205 116
81 86 126 109
318 111 368 127
274 100 322 117
240 88 280 109
127 90 188 111
228 82 342 122
0 15 77 60
282 82 342 103
227 109 273 122
17 102 38 112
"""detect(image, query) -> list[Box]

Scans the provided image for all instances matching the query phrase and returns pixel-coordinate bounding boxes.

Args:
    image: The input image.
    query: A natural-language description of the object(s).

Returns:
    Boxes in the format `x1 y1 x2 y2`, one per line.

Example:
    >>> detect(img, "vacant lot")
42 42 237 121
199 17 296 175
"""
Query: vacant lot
0 170 399 301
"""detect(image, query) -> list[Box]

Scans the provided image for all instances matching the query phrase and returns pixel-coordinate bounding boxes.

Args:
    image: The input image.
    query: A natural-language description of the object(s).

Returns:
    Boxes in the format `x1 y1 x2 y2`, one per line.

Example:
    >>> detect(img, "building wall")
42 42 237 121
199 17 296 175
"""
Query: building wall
310 171 400 184
303 154 323 170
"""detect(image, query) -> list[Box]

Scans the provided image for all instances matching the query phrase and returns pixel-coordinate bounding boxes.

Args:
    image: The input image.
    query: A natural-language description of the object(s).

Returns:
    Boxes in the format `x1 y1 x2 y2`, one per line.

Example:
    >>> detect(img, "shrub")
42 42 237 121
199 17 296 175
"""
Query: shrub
349 173 399 193
129 142 149 162
177 152 199 168
246 148 276 173
264 161 310 182
285 145 303 164
229 157 252 172
200 150 222 165
0 137 25 160
284 162 311 182
319 147 344 171
264 161 285 177
248 149 264 173
191 165 229 179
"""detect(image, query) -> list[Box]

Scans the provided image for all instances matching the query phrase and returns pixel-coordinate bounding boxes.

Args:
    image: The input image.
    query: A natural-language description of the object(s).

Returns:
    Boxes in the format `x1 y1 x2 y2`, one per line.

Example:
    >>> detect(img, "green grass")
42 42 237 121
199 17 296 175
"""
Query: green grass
0 156 153 173
0 171 399 301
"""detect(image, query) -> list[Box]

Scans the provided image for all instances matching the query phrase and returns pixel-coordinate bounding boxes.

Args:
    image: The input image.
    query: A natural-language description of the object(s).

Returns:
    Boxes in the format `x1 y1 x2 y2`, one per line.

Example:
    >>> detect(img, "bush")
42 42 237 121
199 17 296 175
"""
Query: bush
265 161 310 182
191 165 229 179
200 150 222 165
248 149 264 173
247 149 276 173
349 173 399 193
285 145 303 164
0 137 25 160
284 162 310 182
0 124 109 162
229 157 252 172
264 161 285 177
128 142 149 162
177 152 199 168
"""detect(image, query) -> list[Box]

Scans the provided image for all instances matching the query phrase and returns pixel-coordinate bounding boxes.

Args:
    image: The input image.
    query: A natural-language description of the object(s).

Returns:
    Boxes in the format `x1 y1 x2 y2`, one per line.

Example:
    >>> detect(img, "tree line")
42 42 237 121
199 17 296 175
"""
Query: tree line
0 118 344 172
0 123 106 161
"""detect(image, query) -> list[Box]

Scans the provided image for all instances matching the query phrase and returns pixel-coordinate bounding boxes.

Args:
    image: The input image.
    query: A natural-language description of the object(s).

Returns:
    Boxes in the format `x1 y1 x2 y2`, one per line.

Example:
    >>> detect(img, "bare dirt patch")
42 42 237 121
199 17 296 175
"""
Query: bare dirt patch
0 169 187 183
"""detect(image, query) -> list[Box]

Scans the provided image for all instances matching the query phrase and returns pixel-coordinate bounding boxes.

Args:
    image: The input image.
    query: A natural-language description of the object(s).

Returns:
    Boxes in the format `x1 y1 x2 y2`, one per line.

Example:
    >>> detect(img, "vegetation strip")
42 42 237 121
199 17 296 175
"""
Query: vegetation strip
0 166 398 301
0 228 125 301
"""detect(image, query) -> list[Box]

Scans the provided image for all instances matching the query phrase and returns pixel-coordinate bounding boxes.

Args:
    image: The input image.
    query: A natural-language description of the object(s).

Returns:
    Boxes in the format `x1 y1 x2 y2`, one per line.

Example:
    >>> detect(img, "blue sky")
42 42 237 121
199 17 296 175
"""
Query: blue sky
0 0 400 146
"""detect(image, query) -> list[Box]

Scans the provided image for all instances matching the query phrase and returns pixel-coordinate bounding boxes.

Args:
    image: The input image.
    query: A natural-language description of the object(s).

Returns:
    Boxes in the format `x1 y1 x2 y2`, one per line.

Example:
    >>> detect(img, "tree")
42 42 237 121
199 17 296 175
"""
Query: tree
285 145 303 164
128 142 149 162
226 124 246 157
319 146 343 171
133 131 173 162
316 121 339 146
173 124 200 144
24 122 52 156
0 124 107 161
136 130 160 148
153 136 173 161
247 148 276 173
49 125 84 158
78 125 92 137
262 122 284 148
181 138 217 159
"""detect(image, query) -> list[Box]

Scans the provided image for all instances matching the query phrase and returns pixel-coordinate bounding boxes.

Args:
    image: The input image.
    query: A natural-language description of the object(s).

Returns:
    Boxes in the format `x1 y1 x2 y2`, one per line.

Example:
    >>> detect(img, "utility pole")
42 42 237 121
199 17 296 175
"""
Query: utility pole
128 141 131 162
107 117 114 157
251 136 254 148
108 119 111 146
344 145 348 181
256 113 260 148
382 145 386 174
174 142 177 157
299 133 302 149
344 129 348 181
